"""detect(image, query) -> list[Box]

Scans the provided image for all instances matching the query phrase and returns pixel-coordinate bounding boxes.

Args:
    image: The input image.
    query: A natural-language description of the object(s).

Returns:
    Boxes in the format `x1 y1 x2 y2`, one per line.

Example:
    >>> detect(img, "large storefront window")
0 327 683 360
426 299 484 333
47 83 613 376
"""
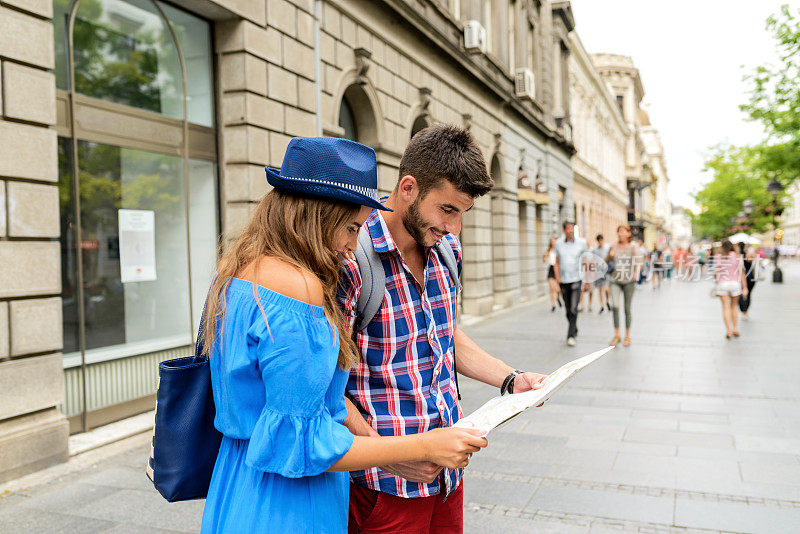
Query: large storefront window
55 0 218 432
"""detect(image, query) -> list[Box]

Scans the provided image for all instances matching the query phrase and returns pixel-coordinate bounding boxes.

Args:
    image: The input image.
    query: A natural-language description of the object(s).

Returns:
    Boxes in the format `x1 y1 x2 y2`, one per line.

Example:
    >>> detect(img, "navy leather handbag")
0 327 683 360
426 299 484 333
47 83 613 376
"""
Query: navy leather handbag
146 300 223 502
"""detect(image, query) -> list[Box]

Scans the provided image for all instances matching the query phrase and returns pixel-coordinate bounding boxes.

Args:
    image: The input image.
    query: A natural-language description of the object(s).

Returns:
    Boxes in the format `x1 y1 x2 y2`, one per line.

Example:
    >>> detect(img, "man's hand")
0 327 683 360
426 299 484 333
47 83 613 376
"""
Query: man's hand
512 372 547 393
380 460 443 484
583 282 590 292
513 372 548 407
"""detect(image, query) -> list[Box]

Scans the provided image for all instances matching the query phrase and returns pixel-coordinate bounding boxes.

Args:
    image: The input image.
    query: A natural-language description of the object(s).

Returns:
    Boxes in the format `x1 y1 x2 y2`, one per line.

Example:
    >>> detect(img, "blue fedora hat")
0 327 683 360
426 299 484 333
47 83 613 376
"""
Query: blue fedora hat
265 137 391 211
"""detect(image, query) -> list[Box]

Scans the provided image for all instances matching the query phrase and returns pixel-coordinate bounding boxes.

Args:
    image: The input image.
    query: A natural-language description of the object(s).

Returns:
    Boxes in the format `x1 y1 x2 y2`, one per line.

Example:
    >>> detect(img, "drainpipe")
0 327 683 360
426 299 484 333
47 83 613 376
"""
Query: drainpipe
314 0 322 136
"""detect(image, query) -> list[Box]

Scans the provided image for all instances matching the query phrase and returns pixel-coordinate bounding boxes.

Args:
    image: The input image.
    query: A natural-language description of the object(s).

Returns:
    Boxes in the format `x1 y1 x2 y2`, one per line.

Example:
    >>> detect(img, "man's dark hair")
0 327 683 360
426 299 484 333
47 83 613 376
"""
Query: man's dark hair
562 220 575 229
596 234 604 241
398 124 493 198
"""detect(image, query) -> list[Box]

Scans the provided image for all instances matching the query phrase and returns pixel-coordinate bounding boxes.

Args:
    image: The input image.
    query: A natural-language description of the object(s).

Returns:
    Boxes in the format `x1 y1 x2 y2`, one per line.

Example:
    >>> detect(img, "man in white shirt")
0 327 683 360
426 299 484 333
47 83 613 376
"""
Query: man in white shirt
553 221 589 346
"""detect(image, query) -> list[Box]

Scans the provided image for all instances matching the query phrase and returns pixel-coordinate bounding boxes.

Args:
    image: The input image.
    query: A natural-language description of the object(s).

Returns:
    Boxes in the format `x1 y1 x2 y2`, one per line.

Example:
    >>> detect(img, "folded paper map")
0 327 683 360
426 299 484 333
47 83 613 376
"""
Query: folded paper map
454 346 615 434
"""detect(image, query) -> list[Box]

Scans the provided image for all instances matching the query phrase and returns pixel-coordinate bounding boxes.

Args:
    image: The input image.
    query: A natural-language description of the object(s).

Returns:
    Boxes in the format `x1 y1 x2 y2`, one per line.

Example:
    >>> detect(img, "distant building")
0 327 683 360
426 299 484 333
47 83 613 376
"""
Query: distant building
640 117 672 248
591 54 672 249
668 204 694 248
781 182 800 247
568 33 628 245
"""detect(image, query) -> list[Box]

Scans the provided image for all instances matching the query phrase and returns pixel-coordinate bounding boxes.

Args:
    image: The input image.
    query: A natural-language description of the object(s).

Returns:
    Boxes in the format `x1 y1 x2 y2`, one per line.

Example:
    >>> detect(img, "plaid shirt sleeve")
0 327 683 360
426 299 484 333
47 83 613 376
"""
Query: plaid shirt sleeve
337 256 362 331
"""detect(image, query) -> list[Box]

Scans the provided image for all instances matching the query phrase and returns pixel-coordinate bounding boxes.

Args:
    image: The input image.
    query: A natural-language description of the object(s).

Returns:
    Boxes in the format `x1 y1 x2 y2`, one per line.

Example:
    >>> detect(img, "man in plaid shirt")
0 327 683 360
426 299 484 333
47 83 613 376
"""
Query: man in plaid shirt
339 125 547 533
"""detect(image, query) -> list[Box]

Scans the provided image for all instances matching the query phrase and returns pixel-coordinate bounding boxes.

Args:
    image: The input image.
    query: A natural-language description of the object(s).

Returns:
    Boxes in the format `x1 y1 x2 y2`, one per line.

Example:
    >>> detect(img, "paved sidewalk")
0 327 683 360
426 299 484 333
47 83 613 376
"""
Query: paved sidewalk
1 261 799 533
460 259 800 533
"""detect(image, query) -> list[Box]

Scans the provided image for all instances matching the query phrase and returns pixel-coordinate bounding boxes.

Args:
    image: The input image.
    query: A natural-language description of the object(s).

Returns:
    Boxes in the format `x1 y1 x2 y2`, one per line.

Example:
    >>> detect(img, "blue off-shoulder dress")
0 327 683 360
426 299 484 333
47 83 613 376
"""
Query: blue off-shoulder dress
200 278 355 533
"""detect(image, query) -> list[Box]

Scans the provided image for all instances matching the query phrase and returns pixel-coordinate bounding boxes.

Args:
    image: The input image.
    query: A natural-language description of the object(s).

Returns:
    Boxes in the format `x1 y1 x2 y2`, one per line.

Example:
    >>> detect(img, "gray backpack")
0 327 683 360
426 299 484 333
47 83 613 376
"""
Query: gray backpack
352 227 462 398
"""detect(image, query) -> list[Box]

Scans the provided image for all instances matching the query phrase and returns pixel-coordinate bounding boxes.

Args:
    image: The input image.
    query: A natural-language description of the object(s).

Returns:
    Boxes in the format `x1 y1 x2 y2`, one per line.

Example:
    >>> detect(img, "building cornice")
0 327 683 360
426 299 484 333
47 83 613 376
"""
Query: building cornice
568 34 628 137
552 1 576 33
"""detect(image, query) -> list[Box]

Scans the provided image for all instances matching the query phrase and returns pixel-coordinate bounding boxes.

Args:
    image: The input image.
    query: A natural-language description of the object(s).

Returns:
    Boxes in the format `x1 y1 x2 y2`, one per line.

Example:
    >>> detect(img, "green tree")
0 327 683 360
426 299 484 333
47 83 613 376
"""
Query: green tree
741 4 800 190
695 5 799 237
692 146 785 239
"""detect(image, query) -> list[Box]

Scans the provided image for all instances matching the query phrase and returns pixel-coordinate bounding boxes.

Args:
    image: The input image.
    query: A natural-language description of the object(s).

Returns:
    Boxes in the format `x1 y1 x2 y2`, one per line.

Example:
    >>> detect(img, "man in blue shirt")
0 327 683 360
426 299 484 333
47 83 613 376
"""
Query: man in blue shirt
553 221 589 346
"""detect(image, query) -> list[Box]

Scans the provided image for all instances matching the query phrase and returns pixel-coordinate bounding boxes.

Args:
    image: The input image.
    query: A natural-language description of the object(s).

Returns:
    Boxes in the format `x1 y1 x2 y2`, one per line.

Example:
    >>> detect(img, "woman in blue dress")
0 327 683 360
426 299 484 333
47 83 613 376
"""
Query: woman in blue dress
200 138 487 533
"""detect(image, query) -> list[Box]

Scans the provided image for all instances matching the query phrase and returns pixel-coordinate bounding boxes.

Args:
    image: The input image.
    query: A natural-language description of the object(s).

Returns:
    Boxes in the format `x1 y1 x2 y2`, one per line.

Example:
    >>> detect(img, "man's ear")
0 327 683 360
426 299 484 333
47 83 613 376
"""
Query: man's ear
397 174 418 203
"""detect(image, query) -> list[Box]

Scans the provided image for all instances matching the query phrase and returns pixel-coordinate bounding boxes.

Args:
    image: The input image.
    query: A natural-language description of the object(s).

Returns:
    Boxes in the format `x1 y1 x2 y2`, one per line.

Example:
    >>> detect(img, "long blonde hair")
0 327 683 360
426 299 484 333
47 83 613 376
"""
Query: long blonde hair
203 189 359 369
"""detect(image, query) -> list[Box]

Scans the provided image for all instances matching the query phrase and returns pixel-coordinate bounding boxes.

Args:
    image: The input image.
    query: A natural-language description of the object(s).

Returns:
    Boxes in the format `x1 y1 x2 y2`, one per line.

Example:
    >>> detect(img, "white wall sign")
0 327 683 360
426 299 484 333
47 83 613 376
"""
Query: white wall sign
118 209 157 283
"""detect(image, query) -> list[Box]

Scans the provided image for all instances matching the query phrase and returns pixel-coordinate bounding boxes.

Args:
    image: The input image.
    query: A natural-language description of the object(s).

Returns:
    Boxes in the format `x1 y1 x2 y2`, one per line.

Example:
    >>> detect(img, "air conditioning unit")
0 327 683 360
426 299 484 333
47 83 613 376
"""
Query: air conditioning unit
514 68 536 100
464 20 487 54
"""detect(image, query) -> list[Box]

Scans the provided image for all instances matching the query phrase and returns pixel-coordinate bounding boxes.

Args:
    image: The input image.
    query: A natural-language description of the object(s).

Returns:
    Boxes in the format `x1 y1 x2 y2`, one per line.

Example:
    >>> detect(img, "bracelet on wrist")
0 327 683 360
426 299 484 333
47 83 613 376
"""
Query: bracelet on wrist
500 369 523 396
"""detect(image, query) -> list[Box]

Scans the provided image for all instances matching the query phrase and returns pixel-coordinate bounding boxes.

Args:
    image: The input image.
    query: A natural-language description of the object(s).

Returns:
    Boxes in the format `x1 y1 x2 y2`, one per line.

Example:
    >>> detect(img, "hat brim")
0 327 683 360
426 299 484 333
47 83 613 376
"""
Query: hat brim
265 168 392 211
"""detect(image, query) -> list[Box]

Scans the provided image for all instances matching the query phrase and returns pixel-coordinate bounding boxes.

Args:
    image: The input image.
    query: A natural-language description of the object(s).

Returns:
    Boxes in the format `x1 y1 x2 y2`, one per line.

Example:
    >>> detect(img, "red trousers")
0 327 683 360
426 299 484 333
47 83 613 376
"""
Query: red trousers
348 481 463 534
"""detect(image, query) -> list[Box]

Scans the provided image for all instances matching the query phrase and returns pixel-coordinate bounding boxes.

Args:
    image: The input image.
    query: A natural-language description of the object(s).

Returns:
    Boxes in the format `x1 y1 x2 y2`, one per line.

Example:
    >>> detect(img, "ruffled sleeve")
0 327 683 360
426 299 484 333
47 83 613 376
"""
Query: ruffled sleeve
243 306 354 478
244 404 355 478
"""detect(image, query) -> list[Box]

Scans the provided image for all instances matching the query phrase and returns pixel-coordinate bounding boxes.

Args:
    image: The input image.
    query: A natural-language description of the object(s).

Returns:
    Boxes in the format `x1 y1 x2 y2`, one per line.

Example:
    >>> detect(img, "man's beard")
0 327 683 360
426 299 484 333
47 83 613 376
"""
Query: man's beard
402 198 441 247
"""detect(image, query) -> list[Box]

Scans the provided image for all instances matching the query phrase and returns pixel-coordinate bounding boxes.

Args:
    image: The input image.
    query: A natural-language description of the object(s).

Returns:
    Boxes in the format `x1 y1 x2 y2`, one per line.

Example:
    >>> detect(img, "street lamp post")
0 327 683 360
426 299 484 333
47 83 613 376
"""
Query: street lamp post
766 178 784 283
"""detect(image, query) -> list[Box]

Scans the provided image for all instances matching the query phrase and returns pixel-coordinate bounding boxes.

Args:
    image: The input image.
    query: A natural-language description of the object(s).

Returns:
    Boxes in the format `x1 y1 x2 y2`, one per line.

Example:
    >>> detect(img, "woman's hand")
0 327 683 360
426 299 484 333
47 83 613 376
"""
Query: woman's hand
420 428 488 469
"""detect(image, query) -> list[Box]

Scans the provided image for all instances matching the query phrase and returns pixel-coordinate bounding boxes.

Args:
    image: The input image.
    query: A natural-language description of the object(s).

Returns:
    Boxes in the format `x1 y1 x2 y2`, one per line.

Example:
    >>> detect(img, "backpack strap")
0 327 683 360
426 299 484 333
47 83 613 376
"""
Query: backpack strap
353 227 385 333
435 238 461 292
353 229 463 399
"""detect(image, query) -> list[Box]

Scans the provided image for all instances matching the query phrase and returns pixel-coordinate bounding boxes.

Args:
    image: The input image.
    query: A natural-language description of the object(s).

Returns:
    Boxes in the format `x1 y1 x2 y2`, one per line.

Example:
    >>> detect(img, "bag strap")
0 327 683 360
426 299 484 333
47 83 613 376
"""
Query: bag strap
435 239 461 292
354 227 385 332
194 293 210 358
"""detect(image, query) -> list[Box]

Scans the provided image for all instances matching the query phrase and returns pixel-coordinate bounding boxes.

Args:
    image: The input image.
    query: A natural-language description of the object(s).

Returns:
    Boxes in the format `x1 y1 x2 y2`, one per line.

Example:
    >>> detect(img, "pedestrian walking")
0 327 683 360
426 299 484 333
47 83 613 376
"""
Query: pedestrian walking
698 246 707 276
738 242 758 319
338 125 547 533
664 247 673 279
651 245 664 289
606 225 643 347
199 137 488 533
590 234 611 313
636 240 649 285
713 239 748 339
674 246 687 279
544 236 563 312
553 221 589 346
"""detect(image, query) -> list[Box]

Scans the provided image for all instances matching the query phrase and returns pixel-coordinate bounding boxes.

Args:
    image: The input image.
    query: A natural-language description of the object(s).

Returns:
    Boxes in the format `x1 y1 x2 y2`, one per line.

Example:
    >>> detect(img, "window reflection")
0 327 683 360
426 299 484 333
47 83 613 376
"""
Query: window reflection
72 0 183 119
55 0 215 125
160 2 215 126
59 137 80 354
62 140 192 353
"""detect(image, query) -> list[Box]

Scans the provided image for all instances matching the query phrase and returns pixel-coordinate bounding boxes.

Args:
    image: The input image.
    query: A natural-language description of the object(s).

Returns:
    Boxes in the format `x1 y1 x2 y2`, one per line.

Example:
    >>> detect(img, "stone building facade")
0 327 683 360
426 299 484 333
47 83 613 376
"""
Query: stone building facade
568 33 627 246
591 53 672 249
0 0 68 483
780 182 800 248
640 117 672 248
0 0 576 482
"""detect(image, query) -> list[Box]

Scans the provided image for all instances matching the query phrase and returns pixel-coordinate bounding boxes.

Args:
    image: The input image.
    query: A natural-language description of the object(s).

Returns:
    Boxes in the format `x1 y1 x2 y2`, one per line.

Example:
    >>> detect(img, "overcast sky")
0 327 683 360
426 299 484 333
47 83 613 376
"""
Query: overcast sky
570 0 794 210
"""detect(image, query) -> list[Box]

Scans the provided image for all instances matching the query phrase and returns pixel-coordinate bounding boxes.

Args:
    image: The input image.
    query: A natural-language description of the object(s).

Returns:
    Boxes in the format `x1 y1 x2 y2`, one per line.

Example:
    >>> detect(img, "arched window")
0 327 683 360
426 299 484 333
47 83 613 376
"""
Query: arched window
54 0 218 432
338 97 358 141
335 84 378 147
410 115 430 139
